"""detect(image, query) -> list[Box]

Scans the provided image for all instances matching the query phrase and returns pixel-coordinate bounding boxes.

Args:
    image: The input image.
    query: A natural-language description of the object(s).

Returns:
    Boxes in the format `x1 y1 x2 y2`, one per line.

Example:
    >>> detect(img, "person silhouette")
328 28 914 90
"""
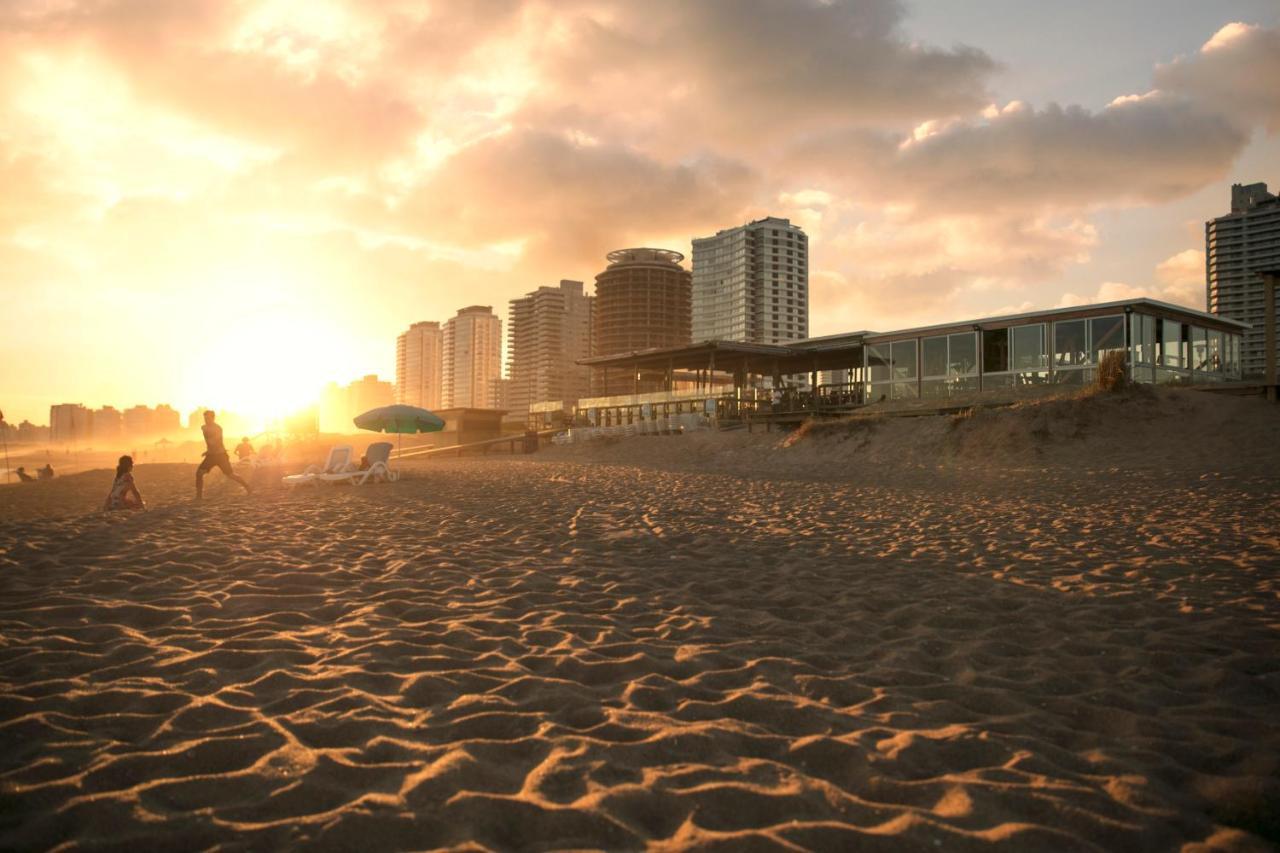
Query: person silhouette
196 410 252 499
104 455 145 510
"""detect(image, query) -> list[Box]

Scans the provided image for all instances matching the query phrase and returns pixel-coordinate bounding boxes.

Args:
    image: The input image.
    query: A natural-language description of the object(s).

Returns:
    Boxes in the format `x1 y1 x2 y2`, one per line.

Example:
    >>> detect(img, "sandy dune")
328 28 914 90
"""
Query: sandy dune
1 389 1278 850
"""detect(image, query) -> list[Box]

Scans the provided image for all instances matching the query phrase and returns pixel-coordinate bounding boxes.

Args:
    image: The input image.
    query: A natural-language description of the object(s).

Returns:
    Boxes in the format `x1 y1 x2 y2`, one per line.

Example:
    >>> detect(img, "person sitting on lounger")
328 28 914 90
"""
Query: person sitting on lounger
16 466 35 482
104 455 145 511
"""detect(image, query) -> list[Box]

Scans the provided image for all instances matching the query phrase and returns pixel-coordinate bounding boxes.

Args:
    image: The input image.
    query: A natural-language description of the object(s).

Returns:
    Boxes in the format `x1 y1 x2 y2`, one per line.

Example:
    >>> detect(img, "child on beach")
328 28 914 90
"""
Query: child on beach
104 455 145 511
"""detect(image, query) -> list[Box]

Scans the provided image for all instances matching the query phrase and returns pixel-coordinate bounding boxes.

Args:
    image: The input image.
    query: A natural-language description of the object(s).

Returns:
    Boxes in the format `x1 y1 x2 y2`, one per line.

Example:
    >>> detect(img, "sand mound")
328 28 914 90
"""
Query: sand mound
547 388 1280 482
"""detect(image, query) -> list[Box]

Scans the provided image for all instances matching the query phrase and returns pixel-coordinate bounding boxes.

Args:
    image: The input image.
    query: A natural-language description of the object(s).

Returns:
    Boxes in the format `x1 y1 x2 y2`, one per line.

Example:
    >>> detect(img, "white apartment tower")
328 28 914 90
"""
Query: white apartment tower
443 306 503 409
395 321 444 409
506 280 593 414
692 216 809 345
1207 182 1280 378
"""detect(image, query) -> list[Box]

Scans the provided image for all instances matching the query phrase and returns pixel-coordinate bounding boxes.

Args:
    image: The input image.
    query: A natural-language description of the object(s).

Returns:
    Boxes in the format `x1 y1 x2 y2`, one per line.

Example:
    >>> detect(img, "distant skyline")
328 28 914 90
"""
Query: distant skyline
1 1 1278 425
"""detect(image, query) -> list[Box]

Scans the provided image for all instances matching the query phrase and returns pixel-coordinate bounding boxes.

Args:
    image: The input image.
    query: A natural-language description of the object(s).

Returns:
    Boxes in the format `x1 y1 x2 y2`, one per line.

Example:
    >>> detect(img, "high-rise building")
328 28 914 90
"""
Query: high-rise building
592 248 692 358
1207 182 1280 378
17 421 50 444
122 405 153 437
153 404 181 436
443 306 503 409
396 321 444 409
692 216 809 345
349 374 395 417
319 376 394 432
49 403 89 444
506 280 594 413
90 406 123 443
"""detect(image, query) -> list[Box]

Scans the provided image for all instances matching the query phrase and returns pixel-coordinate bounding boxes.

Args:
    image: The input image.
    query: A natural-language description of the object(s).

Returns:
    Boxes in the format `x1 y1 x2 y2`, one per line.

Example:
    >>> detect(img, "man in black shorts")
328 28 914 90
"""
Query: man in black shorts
196 410 252 499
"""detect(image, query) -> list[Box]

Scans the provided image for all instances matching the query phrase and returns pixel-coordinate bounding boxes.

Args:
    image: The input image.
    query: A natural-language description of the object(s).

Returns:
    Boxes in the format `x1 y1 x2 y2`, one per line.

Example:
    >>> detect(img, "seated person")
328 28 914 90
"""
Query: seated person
104 455 145 511
16 466 35 482
39 464 54 480
235 437 255 463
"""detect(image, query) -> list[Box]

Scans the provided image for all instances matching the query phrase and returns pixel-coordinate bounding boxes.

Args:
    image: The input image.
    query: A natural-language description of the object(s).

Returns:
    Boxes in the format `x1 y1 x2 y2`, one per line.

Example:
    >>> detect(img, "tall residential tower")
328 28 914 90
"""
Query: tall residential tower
592 248 692 357
692 216 808 345
506 280 593 413
1207 182 1280 377
396 321 444 409
443 306 503 409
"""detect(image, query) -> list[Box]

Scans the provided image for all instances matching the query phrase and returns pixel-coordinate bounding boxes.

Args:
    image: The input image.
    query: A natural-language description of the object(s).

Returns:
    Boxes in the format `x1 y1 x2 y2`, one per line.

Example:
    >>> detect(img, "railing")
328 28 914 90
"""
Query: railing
727 383 865 419
394 428 560 460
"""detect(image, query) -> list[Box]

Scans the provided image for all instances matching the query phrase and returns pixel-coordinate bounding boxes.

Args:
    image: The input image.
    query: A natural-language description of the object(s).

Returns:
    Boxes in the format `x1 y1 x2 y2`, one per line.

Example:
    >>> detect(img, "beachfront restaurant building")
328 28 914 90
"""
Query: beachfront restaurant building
565 299 1247 427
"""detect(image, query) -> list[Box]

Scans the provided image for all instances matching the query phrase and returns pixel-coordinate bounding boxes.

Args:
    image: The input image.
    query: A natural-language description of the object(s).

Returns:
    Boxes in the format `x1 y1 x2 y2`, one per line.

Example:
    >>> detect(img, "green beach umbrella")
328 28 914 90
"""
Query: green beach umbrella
353 404 445 462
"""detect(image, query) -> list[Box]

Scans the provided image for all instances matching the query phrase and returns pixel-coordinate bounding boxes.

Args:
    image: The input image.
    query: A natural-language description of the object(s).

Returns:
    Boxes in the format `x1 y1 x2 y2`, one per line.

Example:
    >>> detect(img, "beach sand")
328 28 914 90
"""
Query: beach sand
1 388 1278 850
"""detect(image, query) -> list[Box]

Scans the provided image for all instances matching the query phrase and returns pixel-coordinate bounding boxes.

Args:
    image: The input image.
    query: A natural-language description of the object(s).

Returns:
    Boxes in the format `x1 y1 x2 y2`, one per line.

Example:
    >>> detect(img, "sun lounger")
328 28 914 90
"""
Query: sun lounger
318 441 399 486
282 445 353 488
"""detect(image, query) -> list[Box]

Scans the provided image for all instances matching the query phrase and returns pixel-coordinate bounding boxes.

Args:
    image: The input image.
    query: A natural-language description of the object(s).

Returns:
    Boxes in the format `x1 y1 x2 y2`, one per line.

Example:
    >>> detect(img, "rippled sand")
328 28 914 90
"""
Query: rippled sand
2 401 1279 849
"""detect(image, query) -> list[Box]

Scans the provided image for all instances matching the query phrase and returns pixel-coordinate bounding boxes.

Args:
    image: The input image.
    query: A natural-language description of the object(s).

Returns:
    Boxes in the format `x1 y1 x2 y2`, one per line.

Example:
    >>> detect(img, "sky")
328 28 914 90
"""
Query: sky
1 0 1278 426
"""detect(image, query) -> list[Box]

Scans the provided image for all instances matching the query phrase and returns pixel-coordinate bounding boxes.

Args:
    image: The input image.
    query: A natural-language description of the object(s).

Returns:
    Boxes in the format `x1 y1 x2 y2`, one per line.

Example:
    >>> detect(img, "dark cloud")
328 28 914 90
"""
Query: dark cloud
391 128 758 268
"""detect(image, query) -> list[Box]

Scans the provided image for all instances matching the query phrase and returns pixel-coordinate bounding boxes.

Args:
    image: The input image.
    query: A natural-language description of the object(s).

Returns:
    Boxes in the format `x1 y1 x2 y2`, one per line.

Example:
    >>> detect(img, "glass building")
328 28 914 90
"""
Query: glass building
576 298 1248 427
859 299 1245 402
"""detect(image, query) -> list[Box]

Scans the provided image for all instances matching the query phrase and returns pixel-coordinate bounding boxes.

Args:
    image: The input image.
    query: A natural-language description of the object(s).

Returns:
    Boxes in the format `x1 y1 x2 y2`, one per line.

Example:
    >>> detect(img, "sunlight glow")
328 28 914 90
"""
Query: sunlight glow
183 294 363 433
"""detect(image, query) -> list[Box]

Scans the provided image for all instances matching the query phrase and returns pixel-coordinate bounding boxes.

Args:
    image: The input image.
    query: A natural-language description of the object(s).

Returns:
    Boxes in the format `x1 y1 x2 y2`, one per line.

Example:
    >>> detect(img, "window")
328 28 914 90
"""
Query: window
1191 327 1209 372
1054 319 1087 366
922 336 948 377
1207 330 1223 373
922 333 978 380
949 333 978 376
891 340 917 380
867 344 891 383
1090 316 1125 362
1011 324 1047 370
1159 319 1184 368
1130 314 1156 365
983 329 1009 374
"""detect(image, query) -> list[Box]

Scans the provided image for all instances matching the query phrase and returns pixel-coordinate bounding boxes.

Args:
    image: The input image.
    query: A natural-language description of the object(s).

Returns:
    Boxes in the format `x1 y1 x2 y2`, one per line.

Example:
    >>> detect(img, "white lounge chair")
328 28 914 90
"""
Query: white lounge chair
282 445 353 488
319 441 399 486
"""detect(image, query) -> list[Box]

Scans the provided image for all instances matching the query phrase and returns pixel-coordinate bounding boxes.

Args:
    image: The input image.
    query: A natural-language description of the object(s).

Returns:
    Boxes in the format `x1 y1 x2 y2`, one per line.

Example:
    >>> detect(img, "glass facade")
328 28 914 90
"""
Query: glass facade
919 332 979 398
864 307 1242 400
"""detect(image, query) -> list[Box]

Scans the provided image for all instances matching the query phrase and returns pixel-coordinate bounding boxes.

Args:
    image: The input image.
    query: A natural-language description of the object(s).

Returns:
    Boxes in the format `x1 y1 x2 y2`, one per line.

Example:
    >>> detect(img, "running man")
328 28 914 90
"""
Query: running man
196 410 251 499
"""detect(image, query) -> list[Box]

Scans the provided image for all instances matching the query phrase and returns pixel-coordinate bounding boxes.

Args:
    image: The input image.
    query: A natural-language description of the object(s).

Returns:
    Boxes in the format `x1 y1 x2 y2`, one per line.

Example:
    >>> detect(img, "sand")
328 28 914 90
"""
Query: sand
1 388 1278 850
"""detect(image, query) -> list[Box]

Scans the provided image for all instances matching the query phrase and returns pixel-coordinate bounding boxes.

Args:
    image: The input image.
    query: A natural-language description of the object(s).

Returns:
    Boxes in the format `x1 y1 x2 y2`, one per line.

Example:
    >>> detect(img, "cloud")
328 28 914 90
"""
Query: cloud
1155 248 1206 308
793 94 1247 215
1155 22 1280 132
390 128 759 269
790 23 1279 218
1 0 424 168
1056 281 1149 309
1055 255 1207 312
525 0 997 151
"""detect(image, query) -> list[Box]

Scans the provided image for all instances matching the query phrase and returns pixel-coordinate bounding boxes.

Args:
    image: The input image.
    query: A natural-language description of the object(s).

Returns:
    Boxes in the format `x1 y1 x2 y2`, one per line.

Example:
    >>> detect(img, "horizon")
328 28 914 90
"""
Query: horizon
2 1 1279 425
